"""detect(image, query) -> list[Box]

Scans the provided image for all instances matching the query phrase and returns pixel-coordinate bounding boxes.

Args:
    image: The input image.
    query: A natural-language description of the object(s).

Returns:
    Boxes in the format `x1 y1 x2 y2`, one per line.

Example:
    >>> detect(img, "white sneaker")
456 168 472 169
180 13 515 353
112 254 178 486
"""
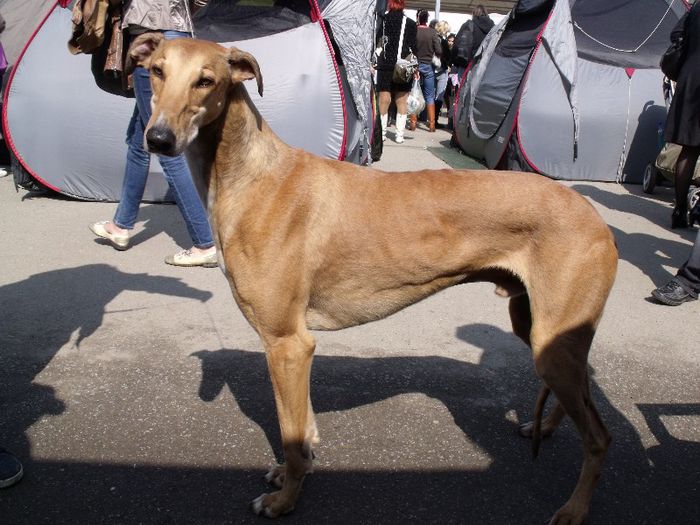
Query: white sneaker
89 221 130 251
165 248 218 268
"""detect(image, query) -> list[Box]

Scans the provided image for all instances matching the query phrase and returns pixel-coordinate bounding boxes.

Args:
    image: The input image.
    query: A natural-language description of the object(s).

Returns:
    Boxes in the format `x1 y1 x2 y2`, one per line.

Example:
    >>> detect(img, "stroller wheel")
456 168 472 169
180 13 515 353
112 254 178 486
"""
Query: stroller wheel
688 185 700 211
642 163 658 194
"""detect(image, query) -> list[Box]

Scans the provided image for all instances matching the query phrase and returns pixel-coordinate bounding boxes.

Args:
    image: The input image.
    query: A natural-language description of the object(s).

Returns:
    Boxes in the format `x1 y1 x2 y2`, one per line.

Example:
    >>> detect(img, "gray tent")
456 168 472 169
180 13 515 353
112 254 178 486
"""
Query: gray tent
454 0 688 183
1 0 377 201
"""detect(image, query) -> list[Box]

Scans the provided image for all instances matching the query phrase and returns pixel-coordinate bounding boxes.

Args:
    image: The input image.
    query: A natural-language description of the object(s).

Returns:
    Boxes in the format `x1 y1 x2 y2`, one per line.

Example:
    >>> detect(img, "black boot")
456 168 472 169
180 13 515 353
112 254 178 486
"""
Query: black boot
672 207 688 229
689 201 700 227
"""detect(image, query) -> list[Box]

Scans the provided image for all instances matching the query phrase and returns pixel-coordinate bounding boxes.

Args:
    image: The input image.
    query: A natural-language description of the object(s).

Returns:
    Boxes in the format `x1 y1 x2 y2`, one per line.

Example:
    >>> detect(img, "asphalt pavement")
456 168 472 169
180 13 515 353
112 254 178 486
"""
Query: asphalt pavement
0 122 698 524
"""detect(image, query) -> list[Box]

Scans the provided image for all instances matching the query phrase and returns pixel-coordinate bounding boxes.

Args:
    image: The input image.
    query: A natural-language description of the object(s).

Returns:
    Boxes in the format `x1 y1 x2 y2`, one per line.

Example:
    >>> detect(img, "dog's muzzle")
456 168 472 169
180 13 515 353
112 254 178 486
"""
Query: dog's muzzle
146 126 177 156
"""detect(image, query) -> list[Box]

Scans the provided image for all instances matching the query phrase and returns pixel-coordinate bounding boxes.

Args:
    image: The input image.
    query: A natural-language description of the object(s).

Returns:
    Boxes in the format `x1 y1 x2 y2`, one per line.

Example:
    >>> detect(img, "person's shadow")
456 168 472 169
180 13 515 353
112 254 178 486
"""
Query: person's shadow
192 322 698 523
0 264 212 466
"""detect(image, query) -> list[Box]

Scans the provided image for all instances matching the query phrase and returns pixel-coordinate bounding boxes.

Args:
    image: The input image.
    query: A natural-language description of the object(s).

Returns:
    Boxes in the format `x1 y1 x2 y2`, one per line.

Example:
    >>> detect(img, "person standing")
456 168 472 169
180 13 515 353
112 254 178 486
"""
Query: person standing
89 0 217 267
451 5 494 82
415 9 441 132
665 3 700 229
433 20 451 128
375 0 417 144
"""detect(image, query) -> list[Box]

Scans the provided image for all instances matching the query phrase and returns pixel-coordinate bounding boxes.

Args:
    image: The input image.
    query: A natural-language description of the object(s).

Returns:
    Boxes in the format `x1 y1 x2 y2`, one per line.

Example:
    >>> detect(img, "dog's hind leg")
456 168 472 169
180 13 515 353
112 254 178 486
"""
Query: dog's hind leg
518 385 566 442
251 328 317 518
531 327 610 525
509 294 567 445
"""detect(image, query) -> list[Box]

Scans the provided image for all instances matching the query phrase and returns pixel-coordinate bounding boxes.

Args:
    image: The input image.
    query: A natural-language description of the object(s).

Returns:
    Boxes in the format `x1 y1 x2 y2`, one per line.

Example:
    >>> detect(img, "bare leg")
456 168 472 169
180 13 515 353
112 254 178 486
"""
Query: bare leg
378 91 391 141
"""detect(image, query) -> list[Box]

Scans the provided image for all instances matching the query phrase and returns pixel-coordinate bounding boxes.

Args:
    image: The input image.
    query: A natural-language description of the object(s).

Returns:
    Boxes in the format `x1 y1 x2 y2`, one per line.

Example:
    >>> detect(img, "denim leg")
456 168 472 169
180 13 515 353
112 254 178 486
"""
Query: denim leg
435 70 448 103
419 63 436 104
113 97 150 230
115 56 214 248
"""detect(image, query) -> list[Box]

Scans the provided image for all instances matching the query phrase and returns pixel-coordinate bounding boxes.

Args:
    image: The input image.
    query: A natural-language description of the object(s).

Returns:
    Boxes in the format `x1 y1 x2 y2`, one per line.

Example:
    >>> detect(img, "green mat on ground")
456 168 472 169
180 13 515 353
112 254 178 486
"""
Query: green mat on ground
427 146 487 170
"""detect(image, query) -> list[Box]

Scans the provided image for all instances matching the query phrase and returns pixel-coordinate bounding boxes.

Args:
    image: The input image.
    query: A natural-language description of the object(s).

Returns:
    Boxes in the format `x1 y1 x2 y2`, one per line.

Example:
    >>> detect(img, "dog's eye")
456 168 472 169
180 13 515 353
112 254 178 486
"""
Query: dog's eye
151 66 163 78
196 77 214 88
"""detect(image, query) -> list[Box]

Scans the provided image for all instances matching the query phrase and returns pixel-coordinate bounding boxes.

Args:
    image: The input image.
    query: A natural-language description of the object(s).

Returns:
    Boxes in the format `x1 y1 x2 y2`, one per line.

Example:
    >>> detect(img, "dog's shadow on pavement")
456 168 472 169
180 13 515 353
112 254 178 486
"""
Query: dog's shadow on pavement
192 323 698 524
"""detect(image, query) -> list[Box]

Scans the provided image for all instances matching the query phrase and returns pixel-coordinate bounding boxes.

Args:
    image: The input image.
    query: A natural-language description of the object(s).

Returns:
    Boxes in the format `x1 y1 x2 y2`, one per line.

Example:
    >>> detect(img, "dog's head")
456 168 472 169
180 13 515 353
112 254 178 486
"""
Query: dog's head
127 33 263 156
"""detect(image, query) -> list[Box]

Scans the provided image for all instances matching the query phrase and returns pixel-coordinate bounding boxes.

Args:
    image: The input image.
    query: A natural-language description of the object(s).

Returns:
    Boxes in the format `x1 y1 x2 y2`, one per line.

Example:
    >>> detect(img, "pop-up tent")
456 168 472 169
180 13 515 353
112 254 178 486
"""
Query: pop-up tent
454 0 688 183
1 0 376 201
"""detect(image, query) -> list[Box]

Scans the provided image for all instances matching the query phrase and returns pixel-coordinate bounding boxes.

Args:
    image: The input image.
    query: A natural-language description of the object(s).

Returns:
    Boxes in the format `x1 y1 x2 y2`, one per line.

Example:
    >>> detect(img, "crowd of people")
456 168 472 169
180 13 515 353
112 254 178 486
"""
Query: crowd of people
375 1 493 142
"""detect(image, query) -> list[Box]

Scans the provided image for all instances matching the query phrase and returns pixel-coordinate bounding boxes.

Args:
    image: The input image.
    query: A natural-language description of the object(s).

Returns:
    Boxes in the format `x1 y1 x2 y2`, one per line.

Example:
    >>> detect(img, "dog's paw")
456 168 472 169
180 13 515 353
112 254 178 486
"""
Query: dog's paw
548 503 588 525
250 491 294 518
264 464 286 488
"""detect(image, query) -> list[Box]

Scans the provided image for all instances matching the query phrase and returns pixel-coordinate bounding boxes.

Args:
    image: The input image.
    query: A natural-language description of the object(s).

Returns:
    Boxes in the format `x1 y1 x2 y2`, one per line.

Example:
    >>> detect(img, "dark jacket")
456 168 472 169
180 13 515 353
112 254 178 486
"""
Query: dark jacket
451 15 494 67
375 10 417 71
439 35 451 70
665 3 700 146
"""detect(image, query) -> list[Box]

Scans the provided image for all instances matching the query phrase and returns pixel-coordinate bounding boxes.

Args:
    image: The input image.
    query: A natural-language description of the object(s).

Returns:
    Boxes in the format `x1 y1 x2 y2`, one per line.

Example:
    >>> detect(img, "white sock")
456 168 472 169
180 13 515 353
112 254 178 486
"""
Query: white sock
380 114 388 141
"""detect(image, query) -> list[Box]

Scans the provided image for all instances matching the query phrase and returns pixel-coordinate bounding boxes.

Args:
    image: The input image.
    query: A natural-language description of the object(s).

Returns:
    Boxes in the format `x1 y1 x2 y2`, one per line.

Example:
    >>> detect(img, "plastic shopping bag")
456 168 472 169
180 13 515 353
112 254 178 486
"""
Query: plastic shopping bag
407 78 425 116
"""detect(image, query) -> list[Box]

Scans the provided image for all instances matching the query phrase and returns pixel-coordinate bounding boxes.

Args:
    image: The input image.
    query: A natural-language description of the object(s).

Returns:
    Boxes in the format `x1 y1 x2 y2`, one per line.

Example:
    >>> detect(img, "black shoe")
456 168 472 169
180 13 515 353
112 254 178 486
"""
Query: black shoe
671 208 688 229
690 204 700 227
651 280 698 306
0 448 23 488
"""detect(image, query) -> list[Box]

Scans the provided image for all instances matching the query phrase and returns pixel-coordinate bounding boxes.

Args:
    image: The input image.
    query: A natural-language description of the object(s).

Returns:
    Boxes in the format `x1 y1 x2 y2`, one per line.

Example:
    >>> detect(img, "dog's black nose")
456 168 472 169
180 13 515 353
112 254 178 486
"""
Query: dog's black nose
146 126 177 156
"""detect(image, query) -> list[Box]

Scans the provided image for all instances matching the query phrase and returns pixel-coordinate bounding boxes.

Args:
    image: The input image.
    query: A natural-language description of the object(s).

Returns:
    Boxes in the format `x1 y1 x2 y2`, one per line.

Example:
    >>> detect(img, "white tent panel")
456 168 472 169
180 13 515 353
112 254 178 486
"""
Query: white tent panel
518 56 629 181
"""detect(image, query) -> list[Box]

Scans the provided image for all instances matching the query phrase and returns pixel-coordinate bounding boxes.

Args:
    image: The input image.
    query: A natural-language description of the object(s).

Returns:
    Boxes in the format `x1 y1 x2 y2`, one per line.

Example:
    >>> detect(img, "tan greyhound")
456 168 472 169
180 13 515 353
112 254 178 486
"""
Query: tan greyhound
127 34 618 525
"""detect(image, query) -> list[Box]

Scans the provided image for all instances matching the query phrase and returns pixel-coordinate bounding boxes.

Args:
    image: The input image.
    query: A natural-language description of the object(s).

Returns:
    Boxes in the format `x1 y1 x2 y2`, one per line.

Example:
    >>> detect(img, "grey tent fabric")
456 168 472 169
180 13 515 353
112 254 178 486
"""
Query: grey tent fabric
321 0 375 123
2 0 377 201
454 0 687 183
0 0 54 65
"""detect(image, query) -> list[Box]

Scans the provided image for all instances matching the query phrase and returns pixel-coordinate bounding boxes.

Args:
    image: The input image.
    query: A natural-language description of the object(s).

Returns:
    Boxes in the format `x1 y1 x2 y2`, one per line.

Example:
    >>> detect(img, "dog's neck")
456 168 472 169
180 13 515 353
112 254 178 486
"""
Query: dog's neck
191 84 285 194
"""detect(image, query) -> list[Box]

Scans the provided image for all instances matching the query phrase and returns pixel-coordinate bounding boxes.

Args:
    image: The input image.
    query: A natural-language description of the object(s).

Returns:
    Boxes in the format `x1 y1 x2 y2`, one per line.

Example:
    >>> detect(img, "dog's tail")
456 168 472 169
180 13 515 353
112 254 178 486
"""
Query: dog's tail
531 384 551 459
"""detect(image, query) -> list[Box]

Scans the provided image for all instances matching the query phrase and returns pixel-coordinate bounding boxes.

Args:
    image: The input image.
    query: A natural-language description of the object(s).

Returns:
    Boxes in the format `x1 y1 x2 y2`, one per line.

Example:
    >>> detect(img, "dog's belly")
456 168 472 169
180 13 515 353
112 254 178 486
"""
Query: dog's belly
304 274 467 331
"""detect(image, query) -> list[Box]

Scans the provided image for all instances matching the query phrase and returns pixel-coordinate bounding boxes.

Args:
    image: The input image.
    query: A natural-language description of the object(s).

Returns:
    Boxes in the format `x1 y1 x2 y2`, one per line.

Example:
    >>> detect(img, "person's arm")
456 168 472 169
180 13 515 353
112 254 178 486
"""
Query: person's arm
433 31 442 58
406 21 417 56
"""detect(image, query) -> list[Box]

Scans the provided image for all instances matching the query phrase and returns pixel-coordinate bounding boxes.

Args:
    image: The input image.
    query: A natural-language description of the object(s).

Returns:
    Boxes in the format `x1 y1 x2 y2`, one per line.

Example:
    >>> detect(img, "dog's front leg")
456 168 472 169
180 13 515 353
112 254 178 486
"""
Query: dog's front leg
251 330 316 518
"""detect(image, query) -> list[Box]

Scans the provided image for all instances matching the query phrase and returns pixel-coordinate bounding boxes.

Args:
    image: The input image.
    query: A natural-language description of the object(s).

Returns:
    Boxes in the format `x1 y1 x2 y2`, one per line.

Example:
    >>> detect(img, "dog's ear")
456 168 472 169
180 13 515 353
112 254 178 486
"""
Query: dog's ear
126 32 166 74
227 47 263 97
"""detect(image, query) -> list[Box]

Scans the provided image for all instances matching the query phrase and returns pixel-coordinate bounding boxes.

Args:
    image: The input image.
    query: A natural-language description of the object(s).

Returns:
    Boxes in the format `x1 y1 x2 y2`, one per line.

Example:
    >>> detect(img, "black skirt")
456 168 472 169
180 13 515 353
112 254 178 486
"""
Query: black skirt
376 67 412 93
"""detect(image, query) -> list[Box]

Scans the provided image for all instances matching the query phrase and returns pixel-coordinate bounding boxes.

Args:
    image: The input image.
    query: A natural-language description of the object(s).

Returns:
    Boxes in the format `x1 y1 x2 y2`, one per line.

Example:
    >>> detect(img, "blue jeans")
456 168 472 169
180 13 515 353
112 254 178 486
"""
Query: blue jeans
418 63 436 105
113 31 214 249
435 69 448 103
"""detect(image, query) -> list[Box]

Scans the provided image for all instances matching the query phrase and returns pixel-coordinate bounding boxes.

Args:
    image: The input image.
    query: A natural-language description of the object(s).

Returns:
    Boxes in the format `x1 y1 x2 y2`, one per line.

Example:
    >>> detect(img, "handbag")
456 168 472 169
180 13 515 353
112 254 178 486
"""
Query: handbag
90 7 134 98
393 52 417 84
660 13 689 81
392 15 417 84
